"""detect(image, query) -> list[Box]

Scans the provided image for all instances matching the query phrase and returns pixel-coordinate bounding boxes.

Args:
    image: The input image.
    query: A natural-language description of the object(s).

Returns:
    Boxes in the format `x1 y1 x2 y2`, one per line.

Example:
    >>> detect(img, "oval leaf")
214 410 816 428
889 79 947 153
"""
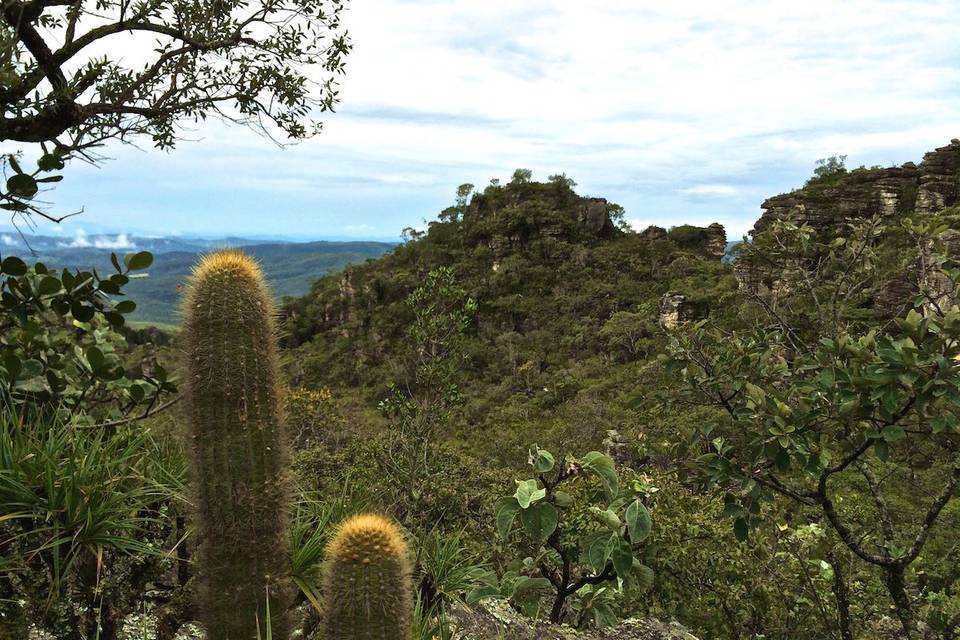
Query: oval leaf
495 497 521 538
625 499 652 543
520 502 558 541
123 251 153 271
581 451 619 499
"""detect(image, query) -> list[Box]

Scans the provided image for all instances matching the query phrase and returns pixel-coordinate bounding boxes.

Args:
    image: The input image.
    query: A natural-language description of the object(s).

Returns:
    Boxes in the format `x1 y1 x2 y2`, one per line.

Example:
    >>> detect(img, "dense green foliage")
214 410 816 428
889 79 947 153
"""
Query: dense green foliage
278 174 960 639
667 212 960 639
0 248 175 419
3 169 960 640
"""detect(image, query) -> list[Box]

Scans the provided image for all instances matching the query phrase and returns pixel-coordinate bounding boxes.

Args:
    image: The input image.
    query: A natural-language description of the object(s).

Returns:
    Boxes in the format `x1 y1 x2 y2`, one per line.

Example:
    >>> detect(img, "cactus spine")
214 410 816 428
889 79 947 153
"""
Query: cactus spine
182 250 291 640
324 514 413 640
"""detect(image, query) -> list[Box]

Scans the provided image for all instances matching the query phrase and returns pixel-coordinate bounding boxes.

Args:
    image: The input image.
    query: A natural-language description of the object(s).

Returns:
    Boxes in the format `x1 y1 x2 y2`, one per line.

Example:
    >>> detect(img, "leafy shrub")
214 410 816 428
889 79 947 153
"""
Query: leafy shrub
494 445 654 624
0 250 175 419
285 387 346 450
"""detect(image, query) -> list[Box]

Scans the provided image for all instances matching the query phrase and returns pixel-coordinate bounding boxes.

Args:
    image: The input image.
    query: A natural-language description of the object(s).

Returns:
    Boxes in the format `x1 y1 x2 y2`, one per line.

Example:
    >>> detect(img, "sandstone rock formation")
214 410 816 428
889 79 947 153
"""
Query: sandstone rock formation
752 140 960 236
659 293 703 329
737 140 960 312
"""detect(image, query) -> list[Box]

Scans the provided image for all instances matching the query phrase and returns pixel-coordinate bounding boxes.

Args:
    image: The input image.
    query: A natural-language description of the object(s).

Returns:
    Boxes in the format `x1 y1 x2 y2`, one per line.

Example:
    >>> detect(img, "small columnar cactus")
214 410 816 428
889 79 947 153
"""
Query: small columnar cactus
324 514 413 640
182 250 292 640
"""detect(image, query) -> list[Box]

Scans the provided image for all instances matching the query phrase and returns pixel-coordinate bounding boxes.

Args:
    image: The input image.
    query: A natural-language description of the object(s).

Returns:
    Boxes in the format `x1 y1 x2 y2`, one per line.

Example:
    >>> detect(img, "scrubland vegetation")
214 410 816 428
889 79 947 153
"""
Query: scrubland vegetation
1 0 958 637
2 166 960 640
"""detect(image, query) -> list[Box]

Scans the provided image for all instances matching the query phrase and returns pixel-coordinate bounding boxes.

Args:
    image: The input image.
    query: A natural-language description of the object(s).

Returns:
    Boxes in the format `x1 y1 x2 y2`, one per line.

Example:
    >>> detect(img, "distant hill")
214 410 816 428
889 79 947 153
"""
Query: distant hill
0 236 396 324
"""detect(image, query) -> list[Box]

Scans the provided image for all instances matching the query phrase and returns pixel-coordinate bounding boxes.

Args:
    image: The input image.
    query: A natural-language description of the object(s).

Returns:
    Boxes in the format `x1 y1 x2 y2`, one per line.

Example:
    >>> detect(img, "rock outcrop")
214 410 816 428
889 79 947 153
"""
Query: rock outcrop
702 223 728 260
737 140 960 311
659 293 704 328
638 223 727 261
752 140 960 236
448 598 698 640
578 198 619 237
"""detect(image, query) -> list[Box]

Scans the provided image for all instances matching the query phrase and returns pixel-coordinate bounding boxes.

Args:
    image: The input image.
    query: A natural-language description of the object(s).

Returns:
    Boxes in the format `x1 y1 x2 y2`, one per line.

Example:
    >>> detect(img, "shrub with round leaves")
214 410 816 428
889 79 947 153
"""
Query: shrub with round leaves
493 445 654 625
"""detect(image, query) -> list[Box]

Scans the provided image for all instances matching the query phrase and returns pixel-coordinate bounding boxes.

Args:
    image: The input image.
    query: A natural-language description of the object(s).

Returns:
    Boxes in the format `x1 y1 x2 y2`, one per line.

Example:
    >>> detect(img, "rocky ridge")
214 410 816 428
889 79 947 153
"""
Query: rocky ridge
753 140 960 235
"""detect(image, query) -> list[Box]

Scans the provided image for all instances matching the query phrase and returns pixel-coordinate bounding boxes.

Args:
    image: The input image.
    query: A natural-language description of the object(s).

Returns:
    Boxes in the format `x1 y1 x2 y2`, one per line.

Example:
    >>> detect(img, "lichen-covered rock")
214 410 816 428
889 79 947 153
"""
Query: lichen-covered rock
578 198 618 238
446 598 698 640
659 293 703 329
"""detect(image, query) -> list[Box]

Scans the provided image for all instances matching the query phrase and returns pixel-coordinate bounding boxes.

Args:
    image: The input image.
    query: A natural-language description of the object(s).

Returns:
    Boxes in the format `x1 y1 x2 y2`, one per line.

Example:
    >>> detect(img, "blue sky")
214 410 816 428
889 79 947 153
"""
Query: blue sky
5 0 960 243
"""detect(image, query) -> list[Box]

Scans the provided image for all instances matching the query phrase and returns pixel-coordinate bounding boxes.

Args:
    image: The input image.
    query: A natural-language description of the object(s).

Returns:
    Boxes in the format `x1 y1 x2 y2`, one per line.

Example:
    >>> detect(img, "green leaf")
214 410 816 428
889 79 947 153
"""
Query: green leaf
531 447 555 473
104 311 125 327
587 532 616 572
123 251 153 271
1 256 27 276
114 300 136 314
520 502 558 541
874 439 889 462
624 499 652 543
466 585 501 604
495 497 521 538
581 451 619 499
70 300 95 323
86 346 104 372
37 275 60 296
590 506 622 531
634 563 655 591
20 359 42 378
514 479 546 509
512 576 552 596
734 518 749 542
611 536 633 578
14 375 49 393
2 353 22 380
592 603 617 627
6 173 37 198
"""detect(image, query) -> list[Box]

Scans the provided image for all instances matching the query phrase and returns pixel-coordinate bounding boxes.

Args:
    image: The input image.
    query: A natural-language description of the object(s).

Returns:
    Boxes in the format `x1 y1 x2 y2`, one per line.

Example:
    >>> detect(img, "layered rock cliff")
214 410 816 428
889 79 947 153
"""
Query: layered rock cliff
752 139 960 235
737 140 960 309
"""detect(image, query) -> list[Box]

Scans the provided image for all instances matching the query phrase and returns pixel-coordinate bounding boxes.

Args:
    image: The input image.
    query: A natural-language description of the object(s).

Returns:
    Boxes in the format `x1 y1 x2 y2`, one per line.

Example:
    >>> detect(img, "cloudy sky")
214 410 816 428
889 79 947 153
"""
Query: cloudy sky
8 0 960 241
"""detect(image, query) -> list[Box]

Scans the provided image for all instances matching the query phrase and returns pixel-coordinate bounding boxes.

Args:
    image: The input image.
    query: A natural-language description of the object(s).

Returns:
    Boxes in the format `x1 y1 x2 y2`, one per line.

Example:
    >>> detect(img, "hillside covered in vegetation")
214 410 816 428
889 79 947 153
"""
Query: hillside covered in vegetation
4 145 960 640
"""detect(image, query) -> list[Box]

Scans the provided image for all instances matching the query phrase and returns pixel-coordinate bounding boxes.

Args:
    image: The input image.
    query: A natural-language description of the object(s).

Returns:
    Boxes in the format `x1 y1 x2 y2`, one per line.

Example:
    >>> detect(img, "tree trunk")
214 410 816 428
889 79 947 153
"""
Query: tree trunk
829 550 854 640
549 590 567 624
884 566 916 640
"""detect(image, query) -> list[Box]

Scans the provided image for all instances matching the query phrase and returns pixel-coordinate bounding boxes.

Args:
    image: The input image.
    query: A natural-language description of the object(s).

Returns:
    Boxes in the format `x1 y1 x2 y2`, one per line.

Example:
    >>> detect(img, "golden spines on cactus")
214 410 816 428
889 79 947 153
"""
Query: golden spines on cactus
324 514 413 640
182 250 292 640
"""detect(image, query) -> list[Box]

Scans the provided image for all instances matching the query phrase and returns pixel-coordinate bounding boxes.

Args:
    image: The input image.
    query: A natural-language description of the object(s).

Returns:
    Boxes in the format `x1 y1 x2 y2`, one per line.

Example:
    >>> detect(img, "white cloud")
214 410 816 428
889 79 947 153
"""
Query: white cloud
58 229 136 249
681 185 740 198
1 234 15 246
27 0 960 237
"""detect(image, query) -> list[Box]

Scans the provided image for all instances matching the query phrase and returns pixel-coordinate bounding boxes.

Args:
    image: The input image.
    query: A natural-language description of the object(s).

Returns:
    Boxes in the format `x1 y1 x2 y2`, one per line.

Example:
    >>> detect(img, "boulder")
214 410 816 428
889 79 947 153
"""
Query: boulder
447 598 698 640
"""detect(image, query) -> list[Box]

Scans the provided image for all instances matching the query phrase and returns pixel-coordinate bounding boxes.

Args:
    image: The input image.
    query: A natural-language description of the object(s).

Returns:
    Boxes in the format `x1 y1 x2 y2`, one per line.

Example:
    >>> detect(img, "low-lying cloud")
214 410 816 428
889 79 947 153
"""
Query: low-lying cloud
58 229 136 249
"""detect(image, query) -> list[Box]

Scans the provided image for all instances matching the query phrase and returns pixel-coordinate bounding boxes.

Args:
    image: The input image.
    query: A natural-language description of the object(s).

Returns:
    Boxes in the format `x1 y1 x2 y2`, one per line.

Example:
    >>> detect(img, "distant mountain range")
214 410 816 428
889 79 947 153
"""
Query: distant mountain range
0 233 396 325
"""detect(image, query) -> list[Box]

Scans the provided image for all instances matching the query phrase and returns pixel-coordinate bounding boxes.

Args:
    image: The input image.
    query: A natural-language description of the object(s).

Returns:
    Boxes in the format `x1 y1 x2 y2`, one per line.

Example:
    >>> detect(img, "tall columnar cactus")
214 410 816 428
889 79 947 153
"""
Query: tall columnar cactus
182 250 291 640
324 514 413 640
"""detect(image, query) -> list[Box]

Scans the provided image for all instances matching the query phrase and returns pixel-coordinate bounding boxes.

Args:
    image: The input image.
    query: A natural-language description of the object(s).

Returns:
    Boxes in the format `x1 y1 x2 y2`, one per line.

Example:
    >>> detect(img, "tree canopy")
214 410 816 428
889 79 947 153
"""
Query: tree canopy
0 0 351 220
